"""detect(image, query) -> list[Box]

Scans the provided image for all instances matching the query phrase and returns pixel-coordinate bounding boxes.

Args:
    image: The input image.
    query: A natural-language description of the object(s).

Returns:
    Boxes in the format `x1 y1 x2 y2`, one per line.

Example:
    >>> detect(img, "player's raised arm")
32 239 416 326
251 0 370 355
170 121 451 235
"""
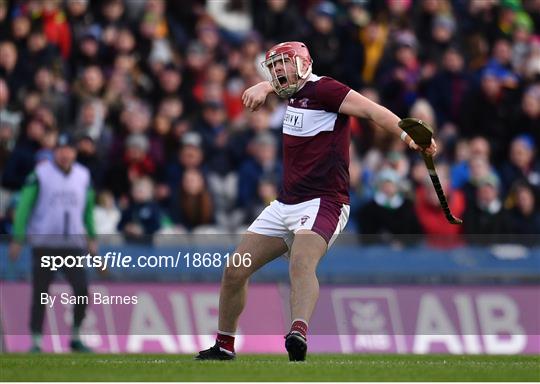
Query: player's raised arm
242 81 274 112
339 90 437 156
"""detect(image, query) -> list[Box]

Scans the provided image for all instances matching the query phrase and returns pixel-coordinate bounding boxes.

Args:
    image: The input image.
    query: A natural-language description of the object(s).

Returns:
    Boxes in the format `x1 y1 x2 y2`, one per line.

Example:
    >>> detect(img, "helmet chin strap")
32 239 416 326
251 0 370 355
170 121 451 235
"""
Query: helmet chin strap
275 59 312 98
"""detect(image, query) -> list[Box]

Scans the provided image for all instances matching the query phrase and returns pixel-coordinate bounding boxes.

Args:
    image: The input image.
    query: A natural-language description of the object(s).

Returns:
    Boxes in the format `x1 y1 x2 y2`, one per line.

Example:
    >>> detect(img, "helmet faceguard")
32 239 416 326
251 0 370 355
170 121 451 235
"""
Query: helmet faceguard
261 42 313 98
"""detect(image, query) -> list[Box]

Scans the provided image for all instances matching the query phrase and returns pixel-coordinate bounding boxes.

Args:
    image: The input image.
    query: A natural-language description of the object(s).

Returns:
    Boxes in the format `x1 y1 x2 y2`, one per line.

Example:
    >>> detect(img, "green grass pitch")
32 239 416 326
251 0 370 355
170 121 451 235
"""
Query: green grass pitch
1 354 539 381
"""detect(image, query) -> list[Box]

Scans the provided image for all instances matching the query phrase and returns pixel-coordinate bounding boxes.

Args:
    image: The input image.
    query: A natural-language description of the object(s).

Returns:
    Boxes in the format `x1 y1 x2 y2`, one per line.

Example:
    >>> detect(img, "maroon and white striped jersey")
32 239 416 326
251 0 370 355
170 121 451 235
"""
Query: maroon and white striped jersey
278 74 352 205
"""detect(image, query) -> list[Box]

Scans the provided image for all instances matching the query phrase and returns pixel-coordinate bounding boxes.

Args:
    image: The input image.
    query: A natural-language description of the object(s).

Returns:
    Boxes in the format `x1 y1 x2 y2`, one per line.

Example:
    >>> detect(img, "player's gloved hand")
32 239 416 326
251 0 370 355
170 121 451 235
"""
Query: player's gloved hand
8 241 22 262
242 81 274 112
408 137 437 157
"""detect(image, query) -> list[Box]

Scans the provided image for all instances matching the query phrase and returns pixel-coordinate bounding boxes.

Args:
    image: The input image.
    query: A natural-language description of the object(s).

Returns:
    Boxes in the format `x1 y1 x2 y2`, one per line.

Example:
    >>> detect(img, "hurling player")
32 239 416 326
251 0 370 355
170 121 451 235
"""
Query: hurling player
197 42 437 361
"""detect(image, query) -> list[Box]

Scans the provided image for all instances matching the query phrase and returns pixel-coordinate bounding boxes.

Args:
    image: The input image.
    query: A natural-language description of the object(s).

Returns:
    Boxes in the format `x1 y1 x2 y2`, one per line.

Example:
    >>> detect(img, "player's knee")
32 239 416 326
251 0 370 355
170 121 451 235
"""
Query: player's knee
289 255 316 280
222 265 251 286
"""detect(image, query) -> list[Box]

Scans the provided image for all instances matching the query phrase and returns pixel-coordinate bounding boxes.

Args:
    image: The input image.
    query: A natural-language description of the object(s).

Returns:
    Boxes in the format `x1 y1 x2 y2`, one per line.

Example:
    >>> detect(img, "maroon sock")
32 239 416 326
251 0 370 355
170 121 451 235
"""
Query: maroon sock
290 319 308 339
216 332 235 353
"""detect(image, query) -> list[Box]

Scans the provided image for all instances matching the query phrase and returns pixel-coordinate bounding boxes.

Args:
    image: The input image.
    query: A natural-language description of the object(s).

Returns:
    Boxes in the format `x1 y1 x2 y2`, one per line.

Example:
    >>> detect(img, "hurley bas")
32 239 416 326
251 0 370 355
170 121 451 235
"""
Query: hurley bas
41 292 138 307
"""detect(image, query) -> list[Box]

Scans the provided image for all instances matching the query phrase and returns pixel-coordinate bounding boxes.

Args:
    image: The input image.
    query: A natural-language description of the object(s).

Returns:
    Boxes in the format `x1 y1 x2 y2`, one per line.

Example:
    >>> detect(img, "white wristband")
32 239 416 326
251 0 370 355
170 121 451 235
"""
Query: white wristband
400 131 408 142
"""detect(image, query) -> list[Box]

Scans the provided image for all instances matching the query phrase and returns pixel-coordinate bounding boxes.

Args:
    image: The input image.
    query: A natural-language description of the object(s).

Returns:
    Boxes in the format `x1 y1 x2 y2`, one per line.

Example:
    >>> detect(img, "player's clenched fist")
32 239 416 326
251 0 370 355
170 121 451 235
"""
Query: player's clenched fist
242 81 273 111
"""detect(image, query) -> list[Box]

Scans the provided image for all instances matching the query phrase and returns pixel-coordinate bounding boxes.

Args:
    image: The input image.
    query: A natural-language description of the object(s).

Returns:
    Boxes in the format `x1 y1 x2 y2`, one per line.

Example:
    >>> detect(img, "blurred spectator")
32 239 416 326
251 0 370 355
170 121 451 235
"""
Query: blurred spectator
0 40 26 95
162 131 206 206
118 176 165 240
35 127 57 163
512 11 534 74
426 47 471 127
94 190 120 235
377 30 422 117
424 13 457 64
500 134 540 193
463 172 512 239
40 0 72 59
252 0 305 43
65 0 95 43
206 0 252 38
461 156 494 205
507 180 540 235
450 136 493 190
0 77 22 151
72 99 112 157
2 119 45 190
461 68 517 163
0 0 8 38
244 176 279 224
76 135 104 188
21 24 60 80
358 19 387 87
195 100 235 175
305 1 342 80
33 66 69 127
515 85 540 145
415 165 466 248
72 65 105 116
358 168 420 245
229 107 277 165
172 168 214 230
237 132 282 214
105 133 156 201
70 26 102 71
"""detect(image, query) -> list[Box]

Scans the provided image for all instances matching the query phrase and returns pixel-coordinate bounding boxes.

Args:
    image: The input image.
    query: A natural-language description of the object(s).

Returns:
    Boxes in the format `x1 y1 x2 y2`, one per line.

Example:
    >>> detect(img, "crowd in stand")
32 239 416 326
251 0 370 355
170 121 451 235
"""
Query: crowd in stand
0 0 539 245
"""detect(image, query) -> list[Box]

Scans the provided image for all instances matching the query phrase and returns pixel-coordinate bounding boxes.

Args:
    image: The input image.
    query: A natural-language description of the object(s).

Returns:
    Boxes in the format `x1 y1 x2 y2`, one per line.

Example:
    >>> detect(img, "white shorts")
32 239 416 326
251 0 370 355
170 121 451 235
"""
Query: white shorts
247 197 350 250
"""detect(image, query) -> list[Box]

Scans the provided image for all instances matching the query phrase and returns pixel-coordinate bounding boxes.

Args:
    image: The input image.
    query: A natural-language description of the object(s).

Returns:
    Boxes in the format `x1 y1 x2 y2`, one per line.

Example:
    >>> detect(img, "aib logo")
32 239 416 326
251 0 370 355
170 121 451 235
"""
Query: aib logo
300 215 310 225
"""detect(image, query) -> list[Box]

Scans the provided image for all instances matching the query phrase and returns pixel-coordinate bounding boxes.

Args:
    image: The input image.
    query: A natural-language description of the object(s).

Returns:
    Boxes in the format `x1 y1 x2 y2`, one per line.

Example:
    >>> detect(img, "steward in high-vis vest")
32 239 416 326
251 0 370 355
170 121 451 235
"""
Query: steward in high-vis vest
9 133 97 353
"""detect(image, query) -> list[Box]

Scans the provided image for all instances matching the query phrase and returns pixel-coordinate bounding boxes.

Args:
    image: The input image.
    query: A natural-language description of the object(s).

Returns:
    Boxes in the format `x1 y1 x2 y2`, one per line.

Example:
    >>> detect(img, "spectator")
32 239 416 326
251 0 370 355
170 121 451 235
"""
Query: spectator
72 99 112 157
515 86 540 148
195 100 234 175
0 77 22 146
40 0 72 60
76 135 104 188
253 0 305 43
237 132 282 213
451 136 494 190
33 66 70 127
244 176 279 224
161 131 206 207
173 168 214 230
2 119 46 190
105 133 156 201
461 156 494 205
423 14 457 64
507 180 540 236
305 1 342 80
0 40 26 95
377 31 422 117
463 172 512 239
500 134 540 193
415 166 466 248
461 68 516 163
20 24 60 80
426 47 471 127
94 190 120 235
358 168 421 245
118 176 164 240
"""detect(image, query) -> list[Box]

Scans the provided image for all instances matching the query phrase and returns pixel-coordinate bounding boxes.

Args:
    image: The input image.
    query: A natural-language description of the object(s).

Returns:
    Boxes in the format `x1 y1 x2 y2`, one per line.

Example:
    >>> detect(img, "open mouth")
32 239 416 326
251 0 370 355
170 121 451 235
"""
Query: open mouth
277 75 288 86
